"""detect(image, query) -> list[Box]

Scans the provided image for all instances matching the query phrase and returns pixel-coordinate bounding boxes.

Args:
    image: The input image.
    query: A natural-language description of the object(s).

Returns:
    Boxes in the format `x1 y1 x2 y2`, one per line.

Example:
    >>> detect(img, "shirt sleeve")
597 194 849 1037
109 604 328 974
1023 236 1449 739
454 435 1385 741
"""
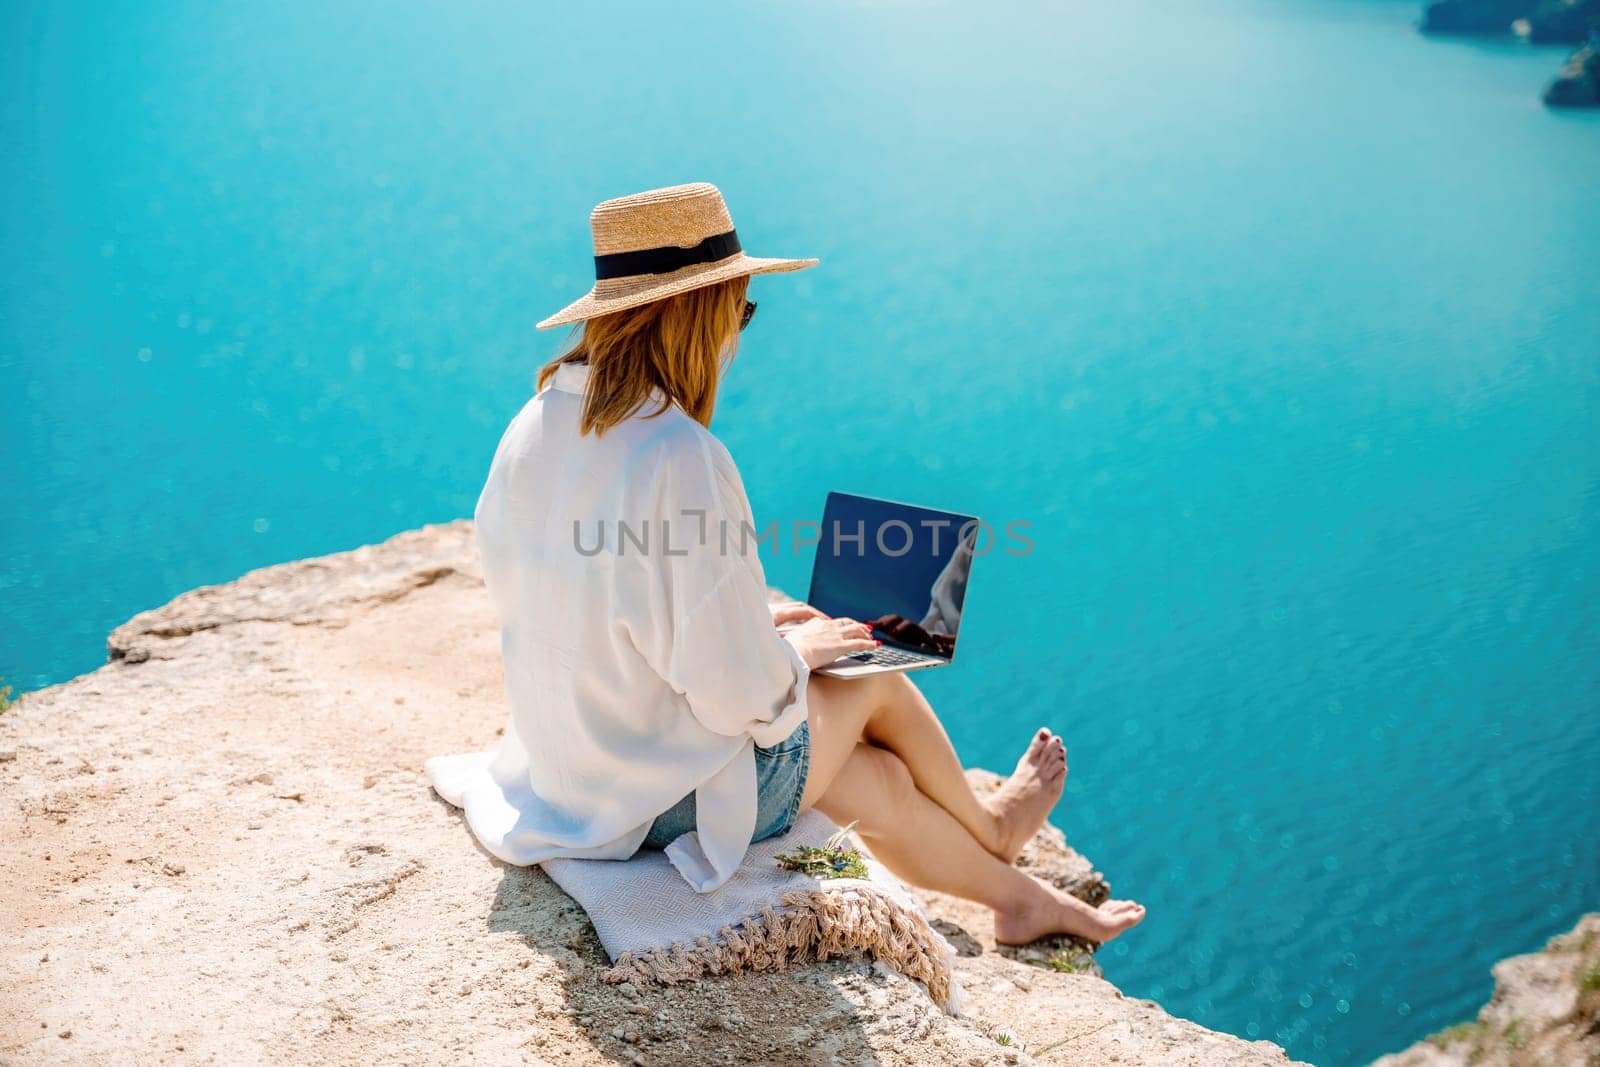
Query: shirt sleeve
622 429 809 749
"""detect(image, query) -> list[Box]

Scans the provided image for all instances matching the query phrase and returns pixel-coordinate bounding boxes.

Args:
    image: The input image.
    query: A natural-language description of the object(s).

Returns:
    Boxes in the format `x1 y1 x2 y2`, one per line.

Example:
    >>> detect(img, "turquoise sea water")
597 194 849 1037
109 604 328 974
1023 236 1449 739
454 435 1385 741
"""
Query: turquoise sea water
3 2 1597 1062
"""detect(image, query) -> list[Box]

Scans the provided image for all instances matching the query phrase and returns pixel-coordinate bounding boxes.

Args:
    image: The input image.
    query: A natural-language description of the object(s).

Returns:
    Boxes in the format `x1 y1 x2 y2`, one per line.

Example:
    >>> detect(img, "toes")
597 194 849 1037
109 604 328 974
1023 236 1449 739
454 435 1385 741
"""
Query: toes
1027 730 1056 761
1094 900 1146 935
1018 731 1067 781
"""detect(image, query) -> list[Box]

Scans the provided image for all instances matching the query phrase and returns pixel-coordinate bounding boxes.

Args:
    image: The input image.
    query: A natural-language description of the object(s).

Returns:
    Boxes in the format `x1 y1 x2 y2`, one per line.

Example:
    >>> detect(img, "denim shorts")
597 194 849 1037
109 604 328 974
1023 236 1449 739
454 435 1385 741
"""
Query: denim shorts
640 722 811 850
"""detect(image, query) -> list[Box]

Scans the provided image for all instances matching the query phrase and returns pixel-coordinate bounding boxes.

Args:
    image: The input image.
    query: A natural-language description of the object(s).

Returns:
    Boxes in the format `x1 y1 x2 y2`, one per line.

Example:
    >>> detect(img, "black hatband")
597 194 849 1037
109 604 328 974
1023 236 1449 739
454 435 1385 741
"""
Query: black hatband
594 229 742 280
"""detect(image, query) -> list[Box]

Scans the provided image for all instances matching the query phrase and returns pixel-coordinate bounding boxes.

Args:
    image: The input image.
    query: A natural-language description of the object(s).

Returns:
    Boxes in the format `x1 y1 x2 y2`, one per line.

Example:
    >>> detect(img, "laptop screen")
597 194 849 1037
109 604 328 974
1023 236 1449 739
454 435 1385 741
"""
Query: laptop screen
806 492 979 661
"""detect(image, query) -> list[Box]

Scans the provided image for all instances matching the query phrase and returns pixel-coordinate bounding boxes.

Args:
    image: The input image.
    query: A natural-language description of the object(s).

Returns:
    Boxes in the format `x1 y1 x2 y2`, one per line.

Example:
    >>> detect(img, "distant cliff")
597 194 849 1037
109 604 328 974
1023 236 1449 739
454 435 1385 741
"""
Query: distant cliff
1421 0 1598 39
1544 42 1600 105
1419 0 1600 107
1371 913 1600 1067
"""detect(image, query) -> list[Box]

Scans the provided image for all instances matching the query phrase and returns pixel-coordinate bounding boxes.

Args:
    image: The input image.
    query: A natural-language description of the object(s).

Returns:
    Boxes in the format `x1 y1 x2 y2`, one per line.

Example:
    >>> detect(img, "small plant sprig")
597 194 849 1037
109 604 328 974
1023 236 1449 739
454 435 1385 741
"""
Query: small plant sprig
1047 951 1088 974
973 1018 1024 1050
775 821 868 880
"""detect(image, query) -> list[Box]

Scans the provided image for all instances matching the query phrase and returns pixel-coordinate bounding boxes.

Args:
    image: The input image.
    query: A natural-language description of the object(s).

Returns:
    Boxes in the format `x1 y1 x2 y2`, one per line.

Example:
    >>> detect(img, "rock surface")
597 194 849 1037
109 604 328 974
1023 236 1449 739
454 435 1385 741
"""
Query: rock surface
1 521 1302 1065
1371 913 1600 1067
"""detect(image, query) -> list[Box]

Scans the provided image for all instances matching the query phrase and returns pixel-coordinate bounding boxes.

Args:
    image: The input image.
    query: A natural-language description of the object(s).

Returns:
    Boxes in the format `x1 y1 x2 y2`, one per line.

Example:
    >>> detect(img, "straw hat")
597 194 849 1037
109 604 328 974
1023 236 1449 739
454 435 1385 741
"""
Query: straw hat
536 182 818 330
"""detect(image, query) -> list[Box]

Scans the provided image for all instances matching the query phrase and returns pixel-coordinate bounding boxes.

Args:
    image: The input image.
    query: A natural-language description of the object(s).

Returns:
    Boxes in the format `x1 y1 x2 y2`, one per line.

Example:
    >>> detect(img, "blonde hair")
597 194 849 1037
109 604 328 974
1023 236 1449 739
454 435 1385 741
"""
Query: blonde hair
536 275 750 436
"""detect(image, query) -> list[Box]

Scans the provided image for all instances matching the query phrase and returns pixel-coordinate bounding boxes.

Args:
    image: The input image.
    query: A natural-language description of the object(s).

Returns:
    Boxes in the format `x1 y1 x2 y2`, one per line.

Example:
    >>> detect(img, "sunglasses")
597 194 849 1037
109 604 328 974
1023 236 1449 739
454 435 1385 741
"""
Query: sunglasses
739 299 758 332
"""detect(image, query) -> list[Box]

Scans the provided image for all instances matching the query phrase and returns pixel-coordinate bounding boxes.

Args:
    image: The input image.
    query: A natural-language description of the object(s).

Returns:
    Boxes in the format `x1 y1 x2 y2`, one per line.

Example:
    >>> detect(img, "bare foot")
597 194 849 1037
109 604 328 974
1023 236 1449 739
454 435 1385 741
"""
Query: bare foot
982 728 1067 861
993 878 1147 946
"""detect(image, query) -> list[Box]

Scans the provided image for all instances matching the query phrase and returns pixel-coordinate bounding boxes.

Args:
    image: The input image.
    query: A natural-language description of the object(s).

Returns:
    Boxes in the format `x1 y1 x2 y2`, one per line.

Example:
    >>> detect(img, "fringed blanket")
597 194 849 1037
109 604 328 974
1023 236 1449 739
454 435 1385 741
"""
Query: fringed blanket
541 811 961 1012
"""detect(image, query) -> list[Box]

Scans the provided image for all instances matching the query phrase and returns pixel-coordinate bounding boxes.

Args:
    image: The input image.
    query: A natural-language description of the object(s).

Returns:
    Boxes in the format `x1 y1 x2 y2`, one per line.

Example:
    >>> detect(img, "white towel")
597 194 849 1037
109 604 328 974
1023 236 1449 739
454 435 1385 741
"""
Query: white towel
540 810 961 1012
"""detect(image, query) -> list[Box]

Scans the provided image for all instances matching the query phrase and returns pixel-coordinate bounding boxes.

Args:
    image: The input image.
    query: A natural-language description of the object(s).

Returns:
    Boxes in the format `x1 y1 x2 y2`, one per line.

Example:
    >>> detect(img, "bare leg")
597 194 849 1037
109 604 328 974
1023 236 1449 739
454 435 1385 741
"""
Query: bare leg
816 744 1145 944
800 671 1066 861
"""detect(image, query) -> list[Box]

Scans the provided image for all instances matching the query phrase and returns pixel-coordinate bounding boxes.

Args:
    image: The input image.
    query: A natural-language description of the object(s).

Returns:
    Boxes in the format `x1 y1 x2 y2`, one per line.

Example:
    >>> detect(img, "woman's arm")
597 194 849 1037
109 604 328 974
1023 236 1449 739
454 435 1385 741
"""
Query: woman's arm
621 430 873 745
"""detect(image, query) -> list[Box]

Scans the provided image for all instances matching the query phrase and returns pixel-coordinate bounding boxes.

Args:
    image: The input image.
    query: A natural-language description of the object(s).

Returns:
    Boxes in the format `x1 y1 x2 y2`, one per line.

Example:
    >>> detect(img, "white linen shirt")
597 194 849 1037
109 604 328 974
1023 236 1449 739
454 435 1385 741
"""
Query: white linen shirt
425 360 811 893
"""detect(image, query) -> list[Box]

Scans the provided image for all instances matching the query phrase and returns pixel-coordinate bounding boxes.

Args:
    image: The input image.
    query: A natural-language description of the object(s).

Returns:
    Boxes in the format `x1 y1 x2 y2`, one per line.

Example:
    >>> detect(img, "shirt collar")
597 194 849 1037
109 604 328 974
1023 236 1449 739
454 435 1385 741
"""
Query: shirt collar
549 361 590 395
547 360 670 407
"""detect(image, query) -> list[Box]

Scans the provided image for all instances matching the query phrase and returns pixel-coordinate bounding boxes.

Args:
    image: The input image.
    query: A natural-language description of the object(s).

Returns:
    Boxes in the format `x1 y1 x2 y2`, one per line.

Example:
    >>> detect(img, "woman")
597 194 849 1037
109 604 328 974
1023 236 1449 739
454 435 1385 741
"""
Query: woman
427 182 1145 946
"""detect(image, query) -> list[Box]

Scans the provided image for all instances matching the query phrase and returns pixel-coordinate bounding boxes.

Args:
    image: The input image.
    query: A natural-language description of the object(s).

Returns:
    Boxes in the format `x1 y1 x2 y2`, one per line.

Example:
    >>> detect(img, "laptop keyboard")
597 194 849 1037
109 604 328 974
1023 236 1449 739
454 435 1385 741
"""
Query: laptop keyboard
844 647 929 666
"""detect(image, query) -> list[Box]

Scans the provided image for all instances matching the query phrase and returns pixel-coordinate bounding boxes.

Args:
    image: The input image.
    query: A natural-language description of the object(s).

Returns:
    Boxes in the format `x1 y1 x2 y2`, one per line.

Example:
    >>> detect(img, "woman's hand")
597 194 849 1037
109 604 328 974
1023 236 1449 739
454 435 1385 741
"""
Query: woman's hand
770 601 826 628
783 616 878 670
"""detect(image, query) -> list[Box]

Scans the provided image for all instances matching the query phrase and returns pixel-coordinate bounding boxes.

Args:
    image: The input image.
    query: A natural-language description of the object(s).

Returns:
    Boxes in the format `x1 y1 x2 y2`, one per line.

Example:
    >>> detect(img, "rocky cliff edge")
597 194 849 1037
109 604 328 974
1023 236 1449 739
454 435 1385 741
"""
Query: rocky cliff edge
0 521 1302 1066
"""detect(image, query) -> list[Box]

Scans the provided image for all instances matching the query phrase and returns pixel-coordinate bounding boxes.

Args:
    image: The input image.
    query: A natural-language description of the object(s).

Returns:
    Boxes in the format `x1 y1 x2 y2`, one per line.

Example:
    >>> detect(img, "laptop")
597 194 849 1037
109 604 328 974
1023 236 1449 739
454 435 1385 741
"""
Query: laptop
785 492 979 678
